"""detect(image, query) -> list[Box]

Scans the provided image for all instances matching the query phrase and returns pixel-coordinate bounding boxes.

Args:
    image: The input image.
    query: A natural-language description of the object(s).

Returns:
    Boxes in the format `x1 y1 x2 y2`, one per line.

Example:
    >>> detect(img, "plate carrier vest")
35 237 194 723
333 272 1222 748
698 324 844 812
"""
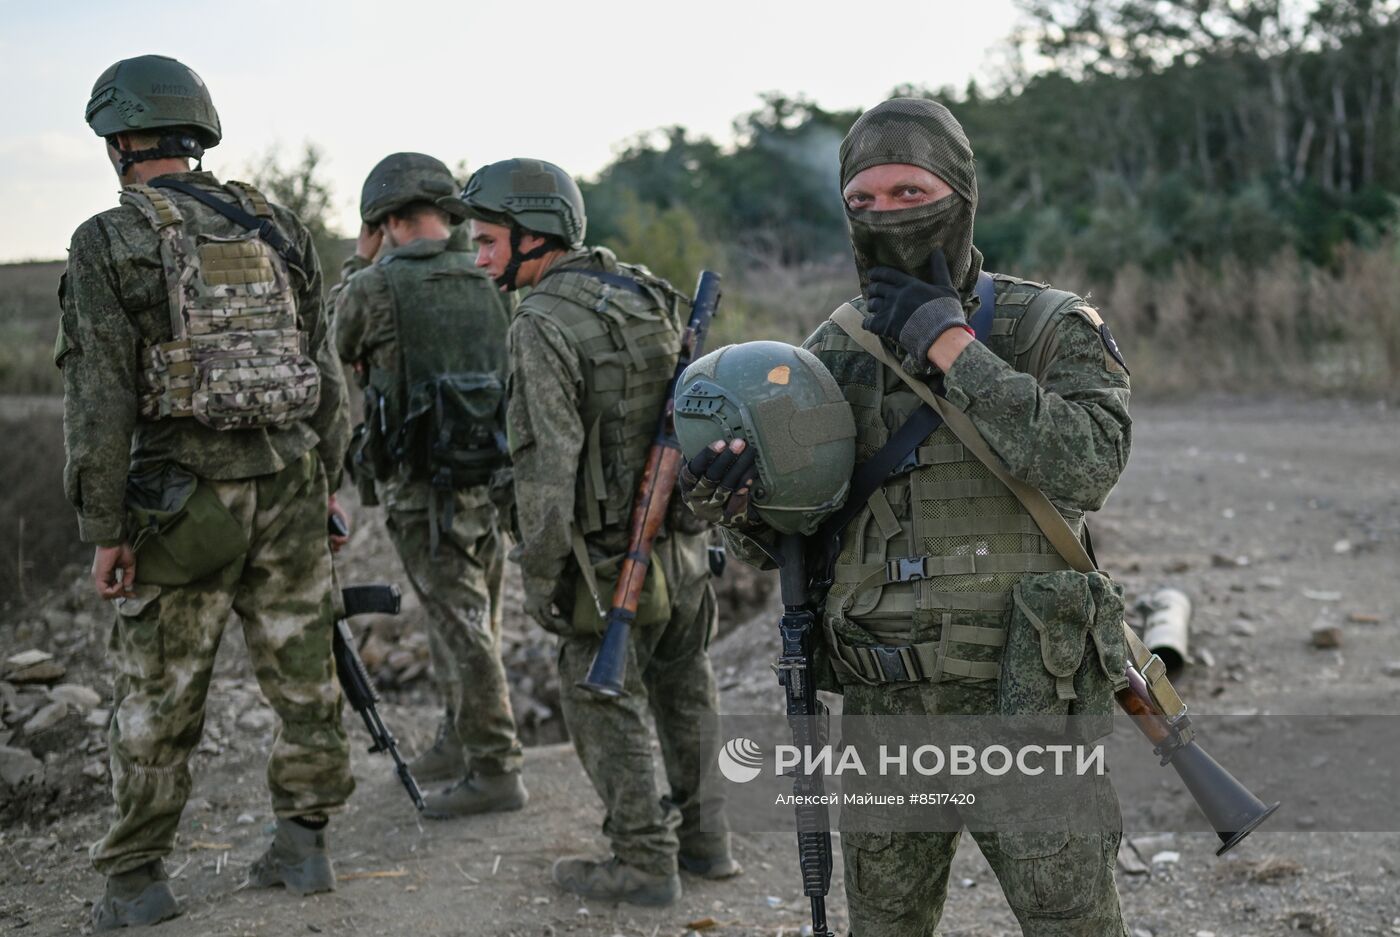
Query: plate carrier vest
122 181 320 430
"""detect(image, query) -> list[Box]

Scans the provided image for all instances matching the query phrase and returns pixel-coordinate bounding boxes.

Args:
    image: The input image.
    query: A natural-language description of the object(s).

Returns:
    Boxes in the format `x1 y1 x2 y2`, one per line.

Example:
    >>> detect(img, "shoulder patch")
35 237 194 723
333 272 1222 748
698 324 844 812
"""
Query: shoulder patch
1099 322 1129 374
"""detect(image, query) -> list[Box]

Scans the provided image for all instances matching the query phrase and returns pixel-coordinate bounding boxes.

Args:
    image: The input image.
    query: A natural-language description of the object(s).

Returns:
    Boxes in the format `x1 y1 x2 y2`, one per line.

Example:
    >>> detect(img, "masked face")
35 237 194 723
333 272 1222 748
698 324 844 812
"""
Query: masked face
839 98 982 298
846 192 973 294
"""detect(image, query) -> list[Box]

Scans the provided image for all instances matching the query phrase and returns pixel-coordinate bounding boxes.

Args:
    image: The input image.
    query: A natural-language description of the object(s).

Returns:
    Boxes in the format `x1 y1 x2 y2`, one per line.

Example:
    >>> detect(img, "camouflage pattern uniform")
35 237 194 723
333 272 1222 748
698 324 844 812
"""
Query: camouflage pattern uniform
721 100 1133 936
57 171 354 876
331 239 523 778
508 247 728 876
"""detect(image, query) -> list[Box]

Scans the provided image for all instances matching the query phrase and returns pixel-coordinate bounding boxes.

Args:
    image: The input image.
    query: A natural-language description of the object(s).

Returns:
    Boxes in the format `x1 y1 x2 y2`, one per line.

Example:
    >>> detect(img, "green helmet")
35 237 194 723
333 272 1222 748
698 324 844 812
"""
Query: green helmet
361 152 467 226
85 55 221 148
675 341 856 535
459 158 586 247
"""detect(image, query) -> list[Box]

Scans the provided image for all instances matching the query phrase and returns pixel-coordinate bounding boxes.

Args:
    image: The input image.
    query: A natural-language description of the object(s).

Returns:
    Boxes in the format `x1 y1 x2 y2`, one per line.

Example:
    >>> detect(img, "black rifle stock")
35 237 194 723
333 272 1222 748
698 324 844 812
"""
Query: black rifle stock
335 581 425 811
579 270 723 698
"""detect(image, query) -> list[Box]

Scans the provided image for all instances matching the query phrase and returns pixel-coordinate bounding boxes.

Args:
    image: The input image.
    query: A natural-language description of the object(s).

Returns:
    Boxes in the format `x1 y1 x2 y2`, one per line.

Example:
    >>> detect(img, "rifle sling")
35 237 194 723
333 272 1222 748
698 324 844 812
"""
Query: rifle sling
827 298 1153 673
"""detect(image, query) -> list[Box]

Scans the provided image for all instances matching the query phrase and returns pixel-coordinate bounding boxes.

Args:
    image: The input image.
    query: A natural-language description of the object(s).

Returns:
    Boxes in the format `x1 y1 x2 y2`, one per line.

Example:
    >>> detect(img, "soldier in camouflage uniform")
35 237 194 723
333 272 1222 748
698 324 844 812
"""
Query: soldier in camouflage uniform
331 153 525 817
59 55 355 929
682 98 1133 935
460 159 736 907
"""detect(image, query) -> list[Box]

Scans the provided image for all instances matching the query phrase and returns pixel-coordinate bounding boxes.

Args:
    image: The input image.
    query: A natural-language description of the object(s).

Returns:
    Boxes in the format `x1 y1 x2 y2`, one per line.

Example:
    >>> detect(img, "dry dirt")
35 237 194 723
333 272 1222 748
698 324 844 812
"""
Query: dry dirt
3 396 1399 937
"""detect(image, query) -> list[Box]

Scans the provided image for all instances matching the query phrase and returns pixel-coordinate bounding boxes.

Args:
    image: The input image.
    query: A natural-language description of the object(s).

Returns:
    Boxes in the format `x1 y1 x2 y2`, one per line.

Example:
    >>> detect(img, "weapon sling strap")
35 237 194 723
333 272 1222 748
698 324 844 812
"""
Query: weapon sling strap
828 301 1171 694
812 272 997 575
149 178 305 273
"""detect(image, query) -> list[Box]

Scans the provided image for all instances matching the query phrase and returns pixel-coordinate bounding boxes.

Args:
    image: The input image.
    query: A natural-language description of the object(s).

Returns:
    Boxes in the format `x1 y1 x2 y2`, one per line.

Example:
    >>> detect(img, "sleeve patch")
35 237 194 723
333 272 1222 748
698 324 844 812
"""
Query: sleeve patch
1100 323 1129 374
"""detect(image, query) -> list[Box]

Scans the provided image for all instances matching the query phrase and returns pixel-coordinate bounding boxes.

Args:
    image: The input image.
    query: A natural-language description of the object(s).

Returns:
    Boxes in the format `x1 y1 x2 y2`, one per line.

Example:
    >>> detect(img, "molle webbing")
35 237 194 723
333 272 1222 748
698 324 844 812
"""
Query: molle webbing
526 265 680 536
121 181 318 429
818 276 1088 685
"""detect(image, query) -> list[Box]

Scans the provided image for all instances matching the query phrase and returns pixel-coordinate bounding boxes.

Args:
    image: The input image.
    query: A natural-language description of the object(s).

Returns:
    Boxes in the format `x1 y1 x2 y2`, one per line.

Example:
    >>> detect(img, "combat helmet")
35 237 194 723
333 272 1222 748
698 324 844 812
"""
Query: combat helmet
361 152 467 226
674 341 856 535
86 55 220 173
459 158 585 290
460 158 586 246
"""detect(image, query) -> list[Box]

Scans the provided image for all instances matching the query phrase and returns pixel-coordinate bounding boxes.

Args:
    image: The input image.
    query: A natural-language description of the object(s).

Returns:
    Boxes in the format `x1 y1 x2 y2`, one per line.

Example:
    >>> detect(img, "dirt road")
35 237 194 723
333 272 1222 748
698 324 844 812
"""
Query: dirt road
3 397 1399 936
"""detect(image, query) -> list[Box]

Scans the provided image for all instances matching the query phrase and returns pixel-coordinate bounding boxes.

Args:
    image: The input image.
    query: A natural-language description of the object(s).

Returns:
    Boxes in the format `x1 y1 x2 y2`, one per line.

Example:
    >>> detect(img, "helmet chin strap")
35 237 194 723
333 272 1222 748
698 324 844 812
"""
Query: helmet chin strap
115 132 205 176
494 224 554 292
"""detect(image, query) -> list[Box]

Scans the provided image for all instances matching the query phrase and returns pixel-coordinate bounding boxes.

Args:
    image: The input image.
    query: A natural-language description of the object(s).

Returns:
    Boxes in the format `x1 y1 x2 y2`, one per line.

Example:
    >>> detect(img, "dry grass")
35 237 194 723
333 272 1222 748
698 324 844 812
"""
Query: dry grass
1041 242 1400 397
709 242 1400 399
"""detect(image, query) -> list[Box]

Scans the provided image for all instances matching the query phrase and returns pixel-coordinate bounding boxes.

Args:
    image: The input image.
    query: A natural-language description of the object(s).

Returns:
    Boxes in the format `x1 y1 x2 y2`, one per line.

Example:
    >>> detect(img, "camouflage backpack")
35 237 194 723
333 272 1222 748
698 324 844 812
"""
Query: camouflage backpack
121 180 320 430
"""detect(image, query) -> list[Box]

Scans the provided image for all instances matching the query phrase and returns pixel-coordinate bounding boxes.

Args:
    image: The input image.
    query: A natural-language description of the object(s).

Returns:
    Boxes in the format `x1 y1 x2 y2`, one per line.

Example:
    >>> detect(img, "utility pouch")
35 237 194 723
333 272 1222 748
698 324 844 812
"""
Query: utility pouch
398 372 508 488
125 464 248 586
997 569 1125 734
570 553 670 635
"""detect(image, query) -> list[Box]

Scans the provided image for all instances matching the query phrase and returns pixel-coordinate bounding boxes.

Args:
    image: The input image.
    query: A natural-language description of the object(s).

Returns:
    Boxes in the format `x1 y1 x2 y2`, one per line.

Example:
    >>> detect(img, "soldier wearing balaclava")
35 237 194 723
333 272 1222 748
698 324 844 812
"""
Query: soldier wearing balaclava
680 97 1137 936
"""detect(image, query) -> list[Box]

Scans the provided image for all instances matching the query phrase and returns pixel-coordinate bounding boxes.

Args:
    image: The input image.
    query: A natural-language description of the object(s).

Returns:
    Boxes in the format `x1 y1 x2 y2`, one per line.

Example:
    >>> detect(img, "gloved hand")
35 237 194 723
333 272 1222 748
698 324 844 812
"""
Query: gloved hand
864 250 967 362
523 575 571 634
678 439 760 528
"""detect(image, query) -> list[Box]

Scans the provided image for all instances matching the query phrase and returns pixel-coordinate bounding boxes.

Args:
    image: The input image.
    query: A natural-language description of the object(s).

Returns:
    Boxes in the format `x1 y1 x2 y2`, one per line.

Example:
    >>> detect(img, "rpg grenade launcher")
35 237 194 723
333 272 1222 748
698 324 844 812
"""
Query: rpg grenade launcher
578 271 723 697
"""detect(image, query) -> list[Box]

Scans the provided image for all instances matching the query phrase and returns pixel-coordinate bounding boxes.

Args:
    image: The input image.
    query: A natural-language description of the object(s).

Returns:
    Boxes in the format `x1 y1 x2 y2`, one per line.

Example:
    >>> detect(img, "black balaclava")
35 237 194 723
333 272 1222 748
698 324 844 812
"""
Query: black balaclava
839 98 982 301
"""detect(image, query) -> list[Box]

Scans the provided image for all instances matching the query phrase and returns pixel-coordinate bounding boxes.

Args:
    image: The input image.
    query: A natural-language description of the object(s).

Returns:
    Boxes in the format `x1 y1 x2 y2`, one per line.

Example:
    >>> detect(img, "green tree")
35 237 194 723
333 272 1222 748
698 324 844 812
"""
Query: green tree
245 142 346 272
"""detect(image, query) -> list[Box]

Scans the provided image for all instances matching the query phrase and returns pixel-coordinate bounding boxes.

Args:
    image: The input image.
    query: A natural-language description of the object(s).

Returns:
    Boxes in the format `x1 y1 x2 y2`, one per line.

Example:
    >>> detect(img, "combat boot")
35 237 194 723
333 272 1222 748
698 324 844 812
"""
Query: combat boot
551 855 681 907
246 818 336 896
678 850 743 879
422 771 528 819
678 831 742 879
91 860 181 931
408 715 465 783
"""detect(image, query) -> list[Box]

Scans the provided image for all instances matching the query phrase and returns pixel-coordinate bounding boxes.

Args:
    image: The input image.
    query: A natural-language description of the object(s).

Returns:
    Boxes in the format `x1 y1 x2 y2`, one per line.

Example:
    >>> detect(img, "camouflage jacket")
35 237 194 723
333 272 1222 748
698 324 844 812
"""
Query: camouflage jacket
724 275 1133 569
506 248 704 608
57 171 349 546
330 237 510 511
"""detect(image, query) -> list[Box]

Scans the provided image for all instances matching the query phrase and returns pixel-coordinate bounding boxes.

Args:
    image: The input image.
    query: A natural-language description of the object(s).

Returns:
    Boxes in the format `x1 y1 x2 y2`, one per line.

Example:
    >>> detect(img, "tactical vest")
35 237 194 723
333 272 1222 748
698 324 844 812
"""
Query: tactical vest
122 181 319 430
364 246 510 488
521 255 684 540
818 275 1094 685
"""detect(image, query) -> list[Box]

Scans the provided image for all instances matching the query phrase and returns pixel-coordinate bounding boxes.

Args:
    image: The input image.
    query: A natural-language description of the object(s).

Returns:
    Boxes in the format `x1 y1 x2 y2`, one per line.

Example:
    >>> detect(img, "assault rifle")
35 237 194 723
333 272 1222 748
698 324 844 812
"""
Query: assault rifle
772 534 835 937
578 270 723 698
333 575 425 811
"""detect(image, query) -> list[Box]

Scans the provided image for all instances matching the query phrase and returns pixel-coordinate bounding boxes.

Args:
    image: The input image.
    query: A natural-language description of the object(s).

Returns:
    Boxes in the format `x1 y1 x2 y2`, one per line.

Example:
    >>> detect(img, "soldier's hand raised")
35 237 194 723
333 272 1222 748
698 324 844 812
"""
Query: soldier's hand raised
678 439 760 527
864 250 970 363
356 222 384 262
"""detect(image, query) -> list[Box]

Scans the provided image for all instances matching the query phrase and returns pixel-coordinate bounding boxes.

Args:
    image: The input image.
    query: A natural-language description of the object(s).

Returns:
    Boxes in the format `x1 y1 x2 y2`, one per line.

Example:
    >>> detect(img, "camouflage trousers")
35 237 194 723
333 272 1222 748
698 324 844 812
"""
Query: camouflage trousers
92 452 353 876
555 535 729 876
384 487 522 776
839 681 1128 937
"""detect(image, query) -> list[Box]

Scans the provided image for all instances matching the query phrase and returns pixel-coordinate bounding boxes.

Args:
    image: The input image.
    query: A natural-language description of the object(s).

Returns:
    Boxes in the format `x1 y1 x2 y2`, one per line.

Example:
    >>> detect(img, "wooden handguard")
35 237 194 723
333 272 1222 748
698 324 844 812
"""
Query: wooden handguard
611 442 684 615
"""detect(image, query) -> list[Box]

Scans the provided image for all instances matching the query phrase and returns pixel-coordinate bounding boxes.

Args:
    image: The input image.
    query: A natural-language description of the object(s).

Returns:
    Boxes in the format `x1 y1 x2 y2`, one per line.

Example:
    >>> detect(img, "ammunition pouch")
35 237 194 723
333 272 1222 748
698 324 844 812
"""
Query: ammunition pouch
387 372 509 489
997 570 1128 735
125 464 248 586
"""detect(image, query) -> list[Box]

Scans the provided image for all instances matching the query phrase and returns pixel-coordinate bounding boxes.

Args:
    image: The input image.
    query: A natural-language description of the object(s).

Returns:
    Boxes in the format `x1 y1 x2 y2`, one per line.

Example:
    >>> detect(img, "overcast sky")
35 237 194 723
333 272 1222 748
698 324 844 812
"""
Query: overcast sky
0 0 1022 263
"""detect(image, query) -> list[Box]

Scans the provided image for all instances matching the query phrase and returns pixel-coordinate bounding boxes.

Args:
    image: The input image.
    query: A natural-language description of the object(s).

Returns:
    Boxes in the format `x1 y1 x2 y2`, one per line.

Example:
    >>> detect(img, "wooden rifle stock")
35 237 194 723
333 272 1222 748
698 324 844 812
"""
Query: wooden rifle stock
578 271 723 698
609 443 685 616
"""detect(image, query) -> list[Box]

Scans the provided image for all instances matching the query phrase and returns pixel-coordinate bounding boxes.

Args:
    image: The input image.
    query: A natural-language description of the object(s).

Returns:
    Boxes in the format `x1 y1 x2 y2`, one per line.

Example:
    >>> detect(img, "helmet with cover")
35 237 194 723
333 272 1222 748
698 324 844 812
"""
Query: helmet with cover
360 152 467 226
674 341 855 536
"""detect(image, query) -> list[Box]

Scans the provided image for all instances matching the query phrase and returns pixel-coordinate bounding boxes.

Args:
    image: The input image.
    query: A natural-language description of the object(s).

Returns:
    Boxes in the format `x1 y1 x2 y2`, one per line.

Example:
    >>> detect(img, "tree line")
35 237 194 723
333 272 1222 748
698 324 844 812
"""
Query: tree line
581 0 1400 281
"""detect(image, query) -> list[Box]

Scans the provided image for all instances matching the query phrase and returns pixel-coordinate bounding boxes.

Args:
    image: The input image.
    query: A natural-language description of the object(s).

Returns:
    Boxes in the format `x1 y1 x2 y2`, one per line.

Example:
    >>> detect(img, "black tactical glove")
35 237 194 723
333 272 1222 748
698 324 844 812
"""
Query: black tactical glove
678 441 760 528
864 250 967 362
